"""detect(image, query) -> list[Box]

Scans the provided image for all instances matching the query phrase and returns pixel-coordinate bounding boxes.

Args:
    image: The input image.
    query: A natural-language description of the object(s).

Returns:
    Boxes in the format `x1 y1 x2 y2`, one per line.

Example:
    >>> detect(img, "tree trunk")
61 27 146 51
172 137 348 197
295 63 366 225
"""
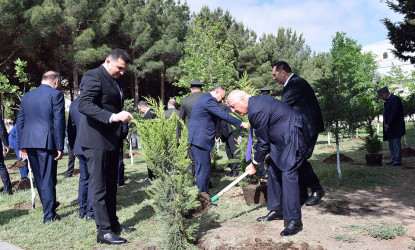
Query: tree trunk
335 121 342 179
160 67 165 104
73 63 79 98
134 72 139 106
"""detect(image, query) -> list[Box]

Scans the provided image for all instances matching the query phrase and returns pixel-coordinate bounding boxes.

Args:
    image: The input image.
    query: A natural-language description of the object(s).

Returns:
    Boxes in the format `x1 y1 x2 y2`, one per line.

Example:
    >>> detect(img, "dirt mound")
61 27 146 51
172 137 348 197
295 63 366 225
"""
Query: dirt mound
12 178 34 190
349 137 364 141
213 238 323 250
186 192 212 218
402 147 415 157
14 202 41 210
322 154 353 164
319 145 335 150
124 151 142 158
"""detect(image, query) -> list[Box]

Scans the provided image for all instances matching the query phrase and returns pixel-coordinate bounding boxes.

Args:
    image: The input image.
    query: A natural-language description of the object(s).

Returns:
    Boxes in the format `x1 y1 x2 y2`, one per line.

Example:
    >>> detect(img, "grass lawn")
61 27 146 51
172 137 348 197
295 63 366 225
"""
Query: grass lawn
0 124 414 249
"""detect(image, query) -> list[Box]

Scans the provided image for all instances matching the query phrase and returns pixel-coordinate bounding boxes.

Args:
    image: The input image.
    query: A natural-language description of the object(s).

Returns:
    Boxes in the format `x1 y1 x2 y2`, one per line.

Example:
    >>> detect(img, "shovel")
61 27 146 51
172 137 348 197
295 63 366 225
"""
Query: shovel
210 171 249 204
27 160 36 208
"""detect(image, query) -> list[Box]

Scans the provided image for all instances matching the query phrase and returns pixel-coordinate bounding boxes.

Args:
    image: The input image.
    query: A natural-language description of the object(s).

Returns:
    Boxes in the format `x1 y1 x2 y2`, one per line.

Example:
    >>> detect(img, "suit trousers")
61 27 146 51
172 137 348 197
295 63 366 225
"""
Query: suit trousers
66 150 76 177
0 151 12 194
190 145 211 193
118 148 125 185
77 154 93 217
223 132 239 174
83 148 120 235
267 162 301 220
388 137 402 164
27 149 58 222
298 134 322 197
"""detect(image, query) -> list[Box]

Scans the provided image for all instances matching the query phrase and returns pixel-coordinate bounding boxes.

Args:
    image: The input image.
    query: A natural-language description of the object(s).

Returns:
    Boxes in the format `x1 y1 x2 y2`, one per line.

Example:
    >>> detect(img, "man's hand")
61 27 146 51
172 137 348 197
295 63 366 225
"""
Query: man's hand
20 149 28 160
112 111 134 123
215 136 220 142
54 150 63 161
3 146 10 154
245 163 257 176
240 122 249 129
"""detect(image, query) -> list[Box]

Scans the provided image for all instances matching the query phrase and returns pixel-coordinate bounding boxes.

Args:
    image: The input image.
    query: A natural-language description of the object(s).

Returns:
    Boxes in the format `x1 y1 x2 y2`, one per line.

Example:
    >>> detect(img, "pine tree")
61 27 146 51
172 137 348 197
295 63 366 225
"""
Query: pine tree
131 98 199 249
382 0 415 64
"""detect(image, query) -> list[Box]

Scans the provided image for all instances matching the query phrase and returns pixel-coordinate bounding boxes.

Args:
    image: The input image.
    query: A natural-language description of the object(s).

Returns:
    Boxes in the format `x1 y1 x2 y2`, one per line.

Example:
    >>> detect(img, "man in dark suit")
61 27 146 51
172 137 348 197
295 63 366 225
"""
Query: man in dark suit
188 86 248 193
377 87 405 166
179 81 205 179
0 113 12 195
216 103 240 177
78 49 135 245
164 98 179 119
227 90 313 236
17 71 65 222
273 61 325 206
67 97 94 221
137 101 157 180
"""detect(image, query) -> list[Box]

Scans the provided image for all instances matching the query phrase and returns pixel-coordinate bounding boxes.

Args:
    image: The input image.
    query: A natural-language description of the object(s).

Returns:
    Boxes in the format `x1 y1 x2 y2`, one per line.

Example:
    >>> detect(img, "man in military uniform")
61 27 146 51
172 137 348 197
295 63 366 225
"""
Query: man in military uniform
179 81 204 179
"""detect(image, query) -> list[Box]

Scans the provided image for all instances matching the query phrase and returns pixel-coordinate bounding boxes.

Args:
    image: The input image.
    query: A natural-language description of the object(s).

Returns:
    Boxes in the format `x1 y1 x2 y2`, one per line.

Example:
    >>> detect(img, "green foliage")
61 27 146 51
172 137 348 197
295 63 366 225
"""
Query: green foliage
175 18 237 93
364 125 382 154
347 221 406 240
131 98 199 249
332 233 358 243
382 0 415 64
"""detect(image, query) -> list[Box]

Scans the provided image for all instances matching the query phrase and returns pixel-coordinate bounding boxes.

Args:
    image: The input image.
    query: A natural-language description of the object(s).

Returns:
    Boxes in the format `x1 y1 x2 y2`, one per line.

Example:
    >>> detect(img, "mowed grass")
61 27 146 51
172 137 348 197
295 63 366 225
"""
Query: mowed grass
0 124 414 249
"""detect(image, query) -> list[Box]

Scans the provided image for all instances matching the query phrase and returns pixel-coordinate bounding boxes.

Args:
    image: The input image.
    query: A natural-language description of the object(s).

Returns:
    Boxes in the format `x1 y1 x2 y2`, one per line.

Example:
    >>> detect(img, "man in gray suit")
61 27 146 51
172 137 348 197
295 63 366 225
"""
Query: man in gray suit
179 81 205 178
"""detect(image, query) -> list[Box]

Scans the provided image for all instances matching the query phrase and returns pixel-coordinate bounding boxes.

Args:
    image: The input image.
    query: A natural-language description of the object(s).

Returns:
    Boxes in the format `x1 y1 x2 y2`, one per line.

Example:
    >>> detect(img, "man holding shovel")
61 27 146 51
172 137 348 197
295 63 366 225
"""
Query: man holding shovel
227 90 312 236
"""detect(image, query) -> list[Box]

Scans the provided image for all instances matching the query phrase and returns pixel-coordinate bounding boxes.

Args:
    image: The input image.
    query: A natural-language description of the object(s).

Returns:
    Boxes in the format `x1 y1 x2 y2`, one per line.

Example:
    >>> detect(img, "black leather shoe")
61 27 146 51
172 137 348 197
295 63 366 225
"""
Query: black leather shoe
79 213 86 219
97 232 127 245
392 162 402 166
280 219 303 236
231 171 239 177
385 161 394 165
113 225 136 234
305 188 325 206
256 210 283 222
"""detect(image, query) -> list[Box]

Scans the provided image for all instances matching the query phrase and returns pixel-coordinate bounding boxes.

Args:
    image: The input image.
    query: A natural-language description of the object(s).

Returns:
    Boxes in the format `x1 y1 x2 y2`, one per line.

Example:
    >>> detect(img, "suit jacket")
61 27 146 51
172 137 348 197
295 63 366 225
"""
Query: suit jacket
248 95 312 171
164 108 179 119
78 65 124 151
188 93 242 151
143 109 156 120
383 94 405 140
67 97 83 155
17 84 65 150
282 74 324 135
179 91 204 125
0 114 8 147
216 104 235 138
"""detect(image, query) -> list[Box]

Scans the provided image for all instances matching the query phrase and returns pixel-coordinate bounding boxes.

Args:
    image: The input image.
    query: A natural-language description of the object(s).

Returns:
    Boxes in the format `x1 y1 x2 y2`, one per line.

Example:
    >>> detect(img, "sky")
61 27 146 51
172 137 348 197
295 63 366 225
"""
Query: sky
186 0 404 53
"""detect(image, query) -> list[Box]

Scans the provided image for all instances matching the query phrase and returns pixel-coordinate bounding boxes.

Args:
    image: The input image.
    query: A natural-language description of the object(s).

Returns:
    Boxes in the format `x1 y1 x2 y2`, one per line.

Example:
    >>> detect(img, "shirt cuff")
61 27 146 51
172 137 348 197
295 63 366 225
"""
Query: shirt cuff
252 159 259 166
109 113 115 123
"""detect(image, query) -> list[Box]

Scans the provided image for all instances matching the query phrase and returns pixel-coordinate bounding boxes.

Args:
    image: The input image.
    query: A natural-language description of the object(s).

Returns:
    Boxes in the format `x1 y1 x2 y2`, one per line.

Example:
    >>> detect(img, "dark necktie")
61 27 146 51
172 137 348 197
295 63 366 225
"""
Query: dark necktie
114 80 123 106
246 126 253 162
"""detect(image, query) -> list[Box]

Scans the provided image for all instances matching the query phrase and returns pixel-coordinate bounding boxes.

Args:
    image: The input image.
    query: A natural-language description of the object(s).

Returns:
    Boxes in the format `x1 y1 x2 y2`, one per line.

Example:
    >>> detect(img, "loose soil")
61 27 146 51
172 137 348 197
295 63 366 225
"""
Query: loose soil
198 165 415 250
349 137 364 141
322 154 354 164
318 145 335 150
402 147 415 157
187 192 212 218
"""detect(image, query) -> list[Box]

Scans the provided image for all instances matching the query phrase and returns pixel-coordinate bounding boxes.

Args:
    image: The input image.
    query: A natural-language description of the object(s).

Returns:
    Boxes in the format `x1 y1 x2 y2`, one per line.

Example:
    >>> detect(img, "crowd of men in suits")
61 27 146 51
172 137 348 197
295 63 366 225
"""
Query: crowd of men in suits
0 48 406 244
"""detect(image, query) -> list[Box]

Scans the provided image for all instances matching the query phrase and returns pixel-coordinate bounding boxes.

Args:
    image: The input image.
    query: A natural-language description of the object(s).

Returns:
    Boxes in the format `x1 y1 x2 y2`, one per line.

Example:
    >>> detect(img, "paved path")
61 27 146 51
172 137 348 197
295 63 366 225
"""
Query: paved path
0 241 23 250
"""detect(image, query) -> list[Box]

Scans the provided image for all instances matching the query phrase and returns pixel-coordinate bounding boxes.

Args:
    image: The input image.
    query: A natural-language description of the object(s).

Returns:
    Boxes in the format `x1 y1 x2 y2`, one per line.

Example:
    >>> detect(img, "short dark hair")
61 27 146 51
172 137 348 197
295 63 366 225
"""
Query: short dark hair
211 85 225 92
107 48 131 64
42 71 60 81
137 101 148 107
167 99 177 107
272 61 292 73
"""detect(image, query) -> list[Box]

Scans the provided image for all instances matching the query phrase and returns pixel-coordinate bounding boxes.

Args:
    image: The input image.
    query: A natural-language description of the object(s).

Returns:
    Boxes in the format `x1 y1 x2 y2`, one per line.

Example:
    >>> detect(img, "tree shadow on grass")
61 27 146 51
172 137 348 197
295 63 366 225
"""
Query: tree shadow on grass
0 209 29 225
